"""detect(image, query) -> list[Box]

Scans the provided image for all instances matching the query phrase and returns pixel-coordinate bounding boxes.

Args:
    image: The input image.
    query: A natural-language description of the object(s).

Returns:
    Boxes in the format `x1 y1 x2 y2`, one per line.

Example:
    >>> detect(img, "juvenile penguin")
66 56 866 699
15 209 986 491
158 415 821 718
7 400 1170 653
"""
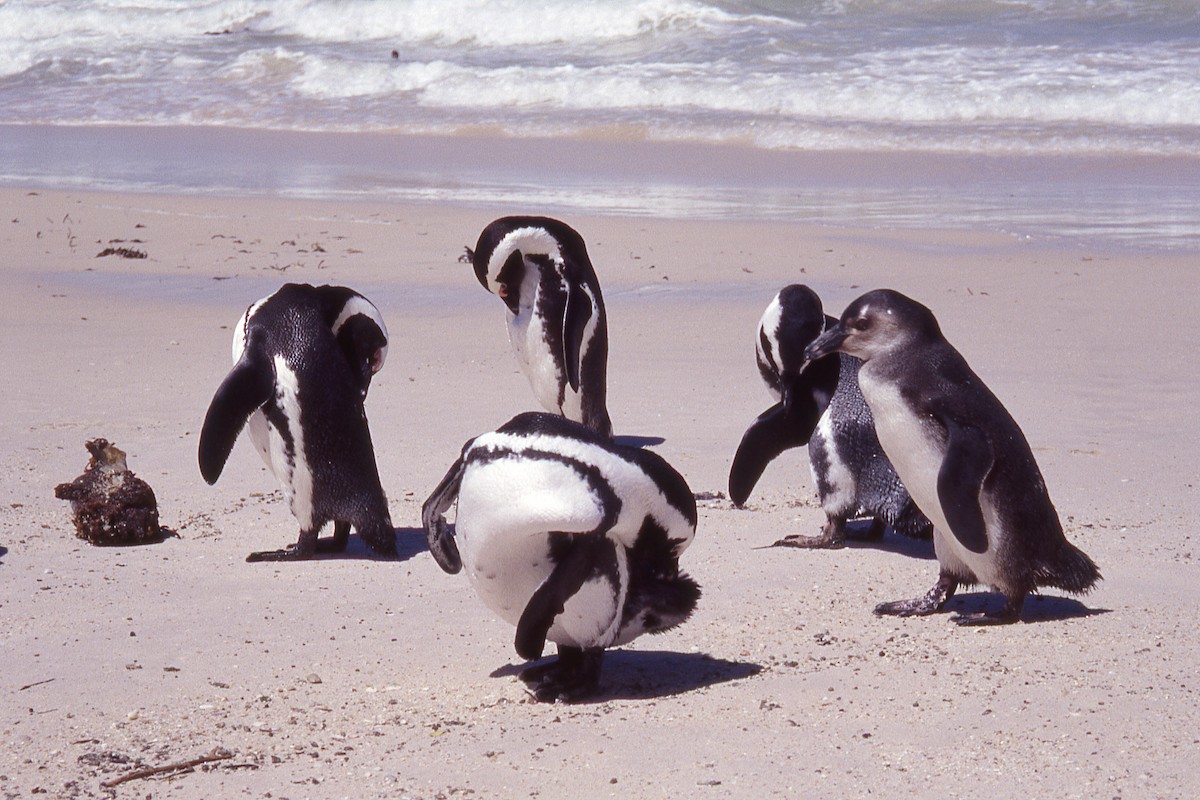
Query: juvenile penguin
468 216 612 439
804 289 1100 624
422 412 699 702
199 283 396 562
729 285 931 547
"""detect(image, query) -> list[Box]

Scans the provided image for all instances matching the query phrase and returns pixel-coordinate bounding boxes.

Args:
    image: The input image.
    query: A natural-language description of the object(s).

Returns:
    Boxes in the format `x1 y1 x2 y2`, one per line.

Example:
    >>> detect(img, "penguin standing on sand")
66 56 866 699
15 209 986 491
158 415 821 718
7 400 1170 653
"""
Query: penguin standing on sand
422 412 700 702
728 285 931 547
804 289 1100 624
199 283 396 562
467 216 612 439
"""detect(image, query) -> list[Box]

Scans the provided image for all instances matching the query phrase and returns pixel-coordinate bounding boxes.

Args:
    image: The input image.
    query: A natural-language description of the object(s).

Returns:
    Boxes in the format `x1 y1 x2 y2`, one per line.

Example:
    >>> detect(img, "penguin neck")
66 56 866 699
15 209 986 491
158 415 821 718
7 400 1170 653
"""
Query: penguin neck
510 256 557 320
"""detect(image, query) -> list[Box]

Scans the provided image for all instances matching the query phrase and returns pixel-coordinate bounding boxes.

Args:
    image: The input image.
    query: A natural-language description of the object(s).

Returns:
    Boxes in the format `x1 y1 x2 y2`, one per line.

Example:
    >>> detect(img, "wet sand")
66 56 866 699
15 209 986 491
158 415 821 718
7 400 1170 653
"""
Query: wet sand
1 183 1197 798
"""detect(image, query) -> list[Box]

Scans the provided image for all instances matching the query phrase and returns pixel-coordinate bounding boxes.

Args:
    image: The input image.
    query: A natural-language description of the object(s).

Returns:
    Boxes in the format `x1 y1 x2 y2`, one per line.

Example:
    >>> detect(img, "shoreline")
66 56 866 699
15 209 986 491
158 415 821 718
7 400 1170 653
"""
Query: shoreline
5 124 1200 251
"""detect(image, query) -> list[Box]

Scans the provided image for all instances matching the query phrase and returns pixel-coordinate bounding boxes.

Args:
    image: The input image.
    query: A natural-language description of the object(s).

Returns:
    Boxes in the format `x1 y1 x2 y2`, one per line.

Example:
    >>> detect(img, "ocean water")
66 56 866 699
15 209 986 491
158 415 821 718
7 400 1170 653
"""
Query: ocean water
3 0 1200 248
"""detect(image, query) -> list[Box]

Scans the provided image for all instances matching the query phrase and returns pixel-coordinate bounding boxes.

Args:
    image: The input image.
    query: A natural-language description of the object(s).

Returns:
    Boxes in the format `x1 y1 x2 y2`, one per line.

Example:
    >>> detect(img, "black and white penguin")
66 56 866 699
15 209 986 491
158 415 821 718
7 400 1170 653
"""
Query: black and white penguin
422 412 699 702
804 289 1101 624
467 216 612 439
199 283 396 562
728 285 931 547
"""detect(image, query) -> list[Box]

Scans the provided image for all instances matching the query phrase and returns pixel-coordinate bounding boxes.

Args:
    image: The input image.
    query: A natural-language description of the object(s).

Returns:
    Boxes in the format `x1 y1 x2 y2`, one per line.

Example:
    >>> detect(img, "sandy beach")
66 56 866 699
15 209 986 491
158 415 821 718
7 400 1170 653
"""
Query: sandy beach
2 173 1198 799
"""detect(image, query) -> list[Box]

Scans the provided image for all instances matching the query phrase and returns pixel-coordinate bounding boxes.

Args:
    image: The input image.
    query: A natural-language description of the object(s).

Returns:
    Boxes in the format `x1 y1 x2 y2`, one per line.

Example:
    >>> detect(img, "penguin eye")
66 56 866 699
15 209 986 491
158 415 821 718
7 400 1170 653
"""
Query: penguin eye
851 317 871 332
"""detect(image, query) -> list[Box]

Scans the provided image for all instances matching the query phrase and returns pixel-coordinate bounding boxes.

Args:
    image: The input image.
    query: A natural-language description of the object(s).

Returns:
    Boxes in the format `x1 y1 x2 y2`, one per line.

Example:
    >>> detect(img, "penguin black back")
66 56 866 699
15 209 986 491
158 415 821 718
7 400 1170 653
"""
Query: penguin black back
199 283 395 561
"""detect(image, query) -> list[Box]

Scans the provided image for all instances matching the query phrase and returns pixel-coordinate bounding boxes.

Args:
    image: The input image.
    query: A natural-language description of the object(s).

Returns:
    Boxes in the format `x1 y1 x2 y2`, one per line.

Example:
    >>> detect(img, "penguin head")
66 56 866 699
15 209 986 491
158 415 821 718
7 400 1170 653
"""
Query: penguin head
756 284 828 400
327 292 389 395
805 289 940 364
471 217 585 315
336 314 389 394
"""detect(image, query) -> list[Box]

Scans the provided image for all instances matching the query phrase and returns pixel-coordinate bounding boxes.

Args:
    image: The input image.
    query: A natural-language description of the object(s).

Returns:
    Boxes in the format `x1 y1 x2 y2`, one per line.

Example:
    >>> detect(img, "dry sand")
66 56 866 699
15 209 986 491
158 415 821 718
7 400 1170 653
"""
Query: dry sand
1 185 1197 798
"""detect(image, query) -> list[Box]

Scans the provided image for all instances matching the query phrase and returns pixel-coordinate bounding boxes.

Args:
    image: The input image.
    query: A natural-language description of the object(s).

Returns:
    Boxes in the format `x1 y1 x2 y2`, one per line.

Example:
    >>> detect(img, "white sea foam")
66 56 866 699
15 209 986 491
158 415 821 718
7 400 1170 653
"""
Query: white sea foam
4 0 1200 247
2 0 1199 155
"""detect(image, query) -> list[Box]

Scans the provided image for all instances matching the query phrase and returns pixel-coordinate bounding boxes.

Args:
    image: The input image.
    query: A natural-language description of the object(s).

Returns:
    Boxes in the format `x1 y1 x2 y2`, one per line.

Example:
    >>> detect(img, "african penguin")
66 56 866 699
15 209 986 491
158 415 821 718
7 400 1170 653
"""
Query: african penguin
467 216 612 439
422 411 699 702
199 283 396 562
729 285 931 548
804 288 1100 624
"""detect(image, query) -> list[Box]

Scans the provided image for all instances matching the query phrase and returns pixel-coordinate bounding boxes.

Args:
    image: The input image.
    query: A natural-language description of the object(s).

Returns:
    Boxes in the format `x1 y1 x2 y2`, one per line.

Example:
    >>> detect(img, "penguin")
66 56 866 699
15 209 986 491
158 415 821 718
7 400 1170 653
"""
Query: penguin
467 216 612 439
422 411 700 702
198 283 397 562
728 285 931 547
803 289 1100 624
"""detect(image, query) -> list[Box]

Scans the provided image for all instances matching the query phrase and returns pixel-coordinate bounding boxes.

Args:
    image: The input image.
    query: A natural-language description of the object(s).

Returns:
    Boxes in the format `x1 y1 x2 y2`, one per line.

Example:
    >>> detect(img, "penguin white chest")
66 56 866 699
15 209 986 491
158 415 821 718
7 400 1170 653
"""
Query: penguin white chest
246 358 316 531
811 408 857 511
856 377 943 524
858 373 1001 583
506 305 581 420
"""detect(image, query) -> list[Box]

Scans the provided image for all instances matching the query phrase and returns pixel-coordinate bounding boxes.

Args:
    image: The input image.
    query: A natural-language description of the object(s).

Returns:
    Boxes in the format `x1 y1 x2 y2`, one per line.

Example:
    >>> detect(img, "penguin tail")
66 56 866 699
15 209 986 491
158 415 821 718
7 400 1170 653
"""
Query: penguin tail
1037 543 1102 595
360 523 398 558
644 572 702 635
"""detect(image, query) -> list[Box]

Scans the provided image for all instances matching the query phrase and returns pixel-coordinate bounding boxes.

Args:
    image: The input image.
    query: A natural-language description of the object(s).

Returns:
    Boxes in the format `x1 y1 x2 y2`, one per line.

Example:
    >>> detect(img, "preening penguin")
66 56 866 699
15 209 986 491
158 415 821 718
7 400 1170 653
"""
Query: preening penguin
199 283 396 562
728 285 931 547
467 216 612 439
422 412 699 702
804 289 1100 624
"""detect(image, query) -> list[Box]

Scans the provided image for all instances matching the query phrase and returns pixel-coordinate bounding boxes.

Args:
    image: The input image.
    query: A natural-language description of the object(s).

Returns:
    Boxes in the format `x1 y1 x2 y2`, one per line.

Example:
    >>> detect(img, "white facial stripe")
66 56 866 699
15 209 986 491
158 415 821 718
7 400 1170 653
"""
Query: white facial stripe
331 295 388 371
757 293 784 371
331 295 387 340
486 226 562 288
232 297 269 363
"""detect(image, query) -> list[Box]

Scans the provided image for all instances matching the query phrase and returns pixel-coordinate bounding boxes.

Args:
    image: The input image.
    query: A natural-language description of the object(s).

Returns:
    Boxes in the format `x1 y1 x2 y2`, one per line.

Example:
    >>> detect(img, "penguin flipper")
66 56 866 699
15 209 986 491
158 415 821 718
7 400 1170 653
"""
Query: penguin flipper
198 349 275 485
728 394 821 506
421 452 468 574
515 534 604 661
560 273 594 393
936 418 994 554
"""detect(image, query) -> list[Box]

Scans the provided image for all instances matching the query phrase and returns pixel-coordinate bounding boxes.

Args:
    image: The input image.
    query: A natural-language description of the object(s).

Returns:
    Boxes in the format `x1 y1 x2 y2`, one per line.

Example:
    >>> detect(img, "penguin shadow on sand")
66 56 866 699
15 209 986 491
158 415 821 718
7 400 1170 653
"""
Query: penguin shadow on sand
613 434 665 449
832 521 936 560
297 526 428 563
0 544 8 565
490 650 762 703
940 592 1109 624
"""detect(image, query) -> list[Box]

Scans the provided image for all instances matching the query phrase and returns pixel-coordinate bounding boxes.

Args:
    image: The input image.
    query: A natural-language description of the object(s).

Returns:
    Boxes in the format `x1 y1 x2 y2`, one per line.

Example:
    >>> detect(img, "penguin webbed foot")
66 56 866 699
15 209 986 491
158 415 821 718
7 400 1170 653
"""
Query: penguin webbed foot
770 517 847 549
519 647 604 703
246 542 316 562
875 575 958 617
245 523 391 562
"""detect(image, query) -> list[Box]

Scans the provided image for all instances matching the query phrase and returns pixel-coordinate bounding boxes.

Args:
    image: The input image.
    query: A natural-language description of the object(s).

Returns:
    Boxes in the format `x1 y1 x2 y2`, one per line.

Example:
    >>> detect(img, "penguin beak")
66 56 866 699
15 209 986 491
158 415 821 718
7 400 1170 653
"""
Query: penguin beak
802 325 848 370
